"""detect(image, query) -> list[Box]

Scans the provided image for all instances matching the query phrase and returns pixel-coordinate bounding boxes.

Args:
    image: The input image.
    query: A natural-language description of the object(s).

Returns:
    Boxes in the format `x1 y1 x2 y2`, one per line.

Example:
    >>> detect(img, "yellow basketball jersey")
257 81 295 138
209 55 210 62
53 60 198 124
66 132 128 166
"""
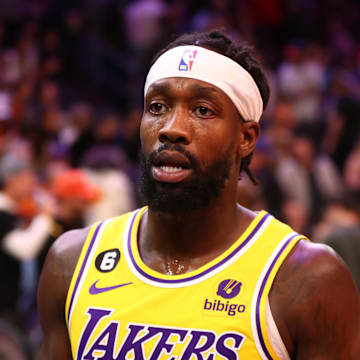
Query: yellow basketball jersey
65 207 305 360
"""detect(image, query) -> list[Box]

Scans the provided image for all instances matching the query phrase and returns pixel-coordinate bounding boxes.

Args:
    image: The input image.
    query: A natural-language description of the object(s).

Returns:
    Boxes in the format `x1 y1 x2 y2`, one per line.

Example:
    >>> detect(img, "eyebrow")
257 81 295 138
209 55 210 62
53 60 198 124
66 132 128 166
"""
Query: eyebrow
147 81 172 96
146 80 220 99
186 83 219 98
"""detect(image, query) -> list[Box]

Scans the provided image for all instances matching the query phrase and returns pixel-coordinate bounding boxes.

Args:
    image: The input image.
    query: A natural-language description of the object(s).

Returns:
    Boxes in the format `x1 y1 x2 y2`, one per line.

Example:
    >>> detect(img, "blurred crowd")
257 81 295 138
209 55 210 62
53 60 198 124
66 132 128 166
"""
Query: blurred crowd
0 0 360 358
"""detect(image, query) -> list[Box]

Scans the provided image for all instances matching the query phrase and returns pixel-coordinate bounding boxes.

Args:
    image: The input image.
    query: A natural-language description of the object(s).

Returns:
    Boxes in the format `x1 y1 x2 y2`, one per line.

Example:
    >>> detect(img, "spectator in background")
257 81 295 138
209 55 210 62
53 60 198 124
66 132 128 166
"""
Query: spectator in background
0 79 12 122
60 102 94 157
276 127 344 231
314 198 360 291
38 169 100 273
277 42 326 124
72 110 137 222
249 136 284 220
343 141 360 196
0 154 53 324
325 227 360 292
312 197 360 243
269 97 297 133
125 0 167 52
67 102 96 167
38 29 63 82
323 97 360 172
124 0 168 104
82 146 136 225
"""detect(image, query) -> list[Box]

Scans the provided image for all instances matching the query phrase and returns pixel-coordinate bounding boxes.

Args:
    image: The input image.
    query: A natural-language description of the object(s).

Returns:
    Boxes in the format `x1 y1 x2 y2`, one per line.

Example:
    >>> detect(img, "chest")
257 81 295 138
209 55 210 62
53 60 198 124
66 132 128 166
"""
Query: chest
65 210 299 360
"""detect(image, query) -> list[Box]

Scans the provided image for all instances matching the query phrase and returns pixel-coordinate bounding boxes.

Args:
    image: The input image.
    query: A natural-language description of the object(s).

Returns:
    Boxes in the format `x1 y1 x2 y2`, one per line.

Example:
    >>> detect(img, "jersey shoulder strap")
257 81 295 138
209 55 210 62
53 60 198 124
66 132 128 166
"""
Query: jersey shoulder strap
65 210 137 325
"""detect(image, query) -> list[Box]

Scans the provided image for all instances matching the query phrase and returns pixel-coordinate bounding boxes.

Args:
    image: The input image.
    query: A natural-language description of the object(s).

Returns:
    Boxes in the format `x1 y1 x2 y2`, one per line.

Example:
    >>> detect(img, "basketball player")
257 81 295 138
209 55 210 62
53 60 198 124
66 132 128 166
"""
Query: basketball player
38 30 360 359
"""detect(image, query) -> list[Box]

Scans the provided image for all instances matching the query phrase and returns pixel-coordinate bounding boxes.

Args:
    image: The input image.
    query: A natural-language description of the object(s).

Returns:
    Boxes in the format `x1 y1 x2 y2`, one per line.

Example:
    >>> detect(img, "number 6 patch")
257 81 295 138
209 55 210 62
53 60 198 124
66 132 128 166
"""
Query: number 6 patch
95 249 121 272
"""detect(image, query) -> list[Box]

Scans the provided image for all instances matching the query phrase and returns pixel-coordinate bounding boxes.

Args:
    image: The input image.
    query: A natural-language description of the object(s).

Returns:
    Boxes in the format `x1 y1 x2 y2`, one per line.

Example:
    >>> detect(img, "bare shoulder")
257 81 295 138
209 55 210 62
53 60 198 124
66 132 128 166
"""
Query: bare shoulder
37 227 92 360
46 227 90 276
270 239 360 359
38 226 91 313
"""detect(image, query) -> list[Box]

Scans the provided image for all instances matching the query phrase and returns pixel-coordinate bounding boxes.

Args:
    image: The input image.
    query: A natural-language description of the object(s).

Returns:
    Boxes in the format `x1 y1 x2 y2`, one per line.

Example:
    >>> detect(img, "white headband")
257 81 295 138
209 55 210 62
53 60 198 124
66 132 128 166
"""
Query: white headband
144 45 263 122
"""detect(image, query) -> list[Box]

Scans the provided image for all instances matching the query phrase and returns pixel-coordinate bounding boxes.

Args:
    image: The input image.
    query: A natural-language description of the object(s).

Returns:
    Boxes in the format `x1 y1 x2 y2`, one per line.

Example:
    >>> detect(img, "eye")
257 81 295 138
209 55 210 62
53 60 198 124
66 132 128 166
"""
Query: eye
149 102 167 115
195 106 214 117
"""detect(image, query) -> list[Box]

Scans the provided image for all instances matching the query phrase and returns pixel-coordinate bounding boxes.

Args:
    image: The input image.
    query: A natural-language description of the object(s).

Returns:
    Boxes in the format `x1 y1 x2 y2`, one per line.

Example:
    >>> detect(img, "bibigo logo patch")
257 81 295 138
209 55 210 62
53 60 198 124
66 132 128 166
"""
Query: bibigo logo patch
203 278 246 317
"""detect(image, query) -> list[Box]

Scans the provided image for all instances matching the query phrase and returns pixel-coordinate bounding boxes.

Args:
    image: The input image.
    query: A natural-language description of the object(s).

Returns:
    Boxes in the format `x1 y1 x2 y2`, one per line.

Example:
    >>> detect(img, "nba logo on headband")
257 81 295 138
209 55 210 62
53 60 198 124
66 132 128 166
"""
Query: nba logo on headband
178 49 198 71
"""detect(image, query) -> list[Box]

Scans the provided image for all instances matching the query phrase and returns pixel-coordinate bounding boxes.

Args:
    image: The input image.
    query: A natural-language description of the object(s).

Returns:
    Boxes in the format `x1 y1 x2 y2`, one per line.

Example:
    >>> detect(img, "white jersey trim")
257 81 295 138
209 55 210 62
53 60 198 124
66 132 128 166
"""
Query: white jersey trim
251 231 298 359
266 298 290 360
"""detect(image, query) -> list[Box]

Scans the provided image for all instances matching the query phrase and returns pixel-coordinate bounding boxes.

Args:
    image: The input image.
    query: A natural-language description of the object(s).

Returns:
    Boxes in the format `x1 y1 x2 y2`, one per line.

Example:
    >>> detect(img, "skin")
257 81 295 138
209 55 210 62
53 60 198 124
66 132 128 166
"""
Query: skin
38 77 360 359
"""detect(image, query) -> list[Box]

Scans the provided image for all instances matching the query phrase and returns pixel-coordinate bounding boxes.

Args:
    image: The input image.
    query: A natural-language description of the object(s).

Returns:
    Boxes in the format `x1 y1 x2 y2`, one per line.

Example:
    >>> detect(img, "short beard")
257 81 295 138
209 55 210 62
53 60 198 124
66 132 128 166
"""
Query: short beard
139 144 232 214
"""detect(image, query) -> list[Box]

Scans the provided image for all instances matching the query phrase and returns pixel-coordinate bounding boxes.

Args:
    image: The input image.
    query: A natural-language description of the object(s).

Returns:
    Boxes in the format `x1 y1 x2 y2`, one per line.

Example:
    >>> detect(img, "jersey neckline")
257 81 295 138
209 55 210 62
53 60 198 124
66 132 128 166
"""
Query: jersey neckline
123 207 272 287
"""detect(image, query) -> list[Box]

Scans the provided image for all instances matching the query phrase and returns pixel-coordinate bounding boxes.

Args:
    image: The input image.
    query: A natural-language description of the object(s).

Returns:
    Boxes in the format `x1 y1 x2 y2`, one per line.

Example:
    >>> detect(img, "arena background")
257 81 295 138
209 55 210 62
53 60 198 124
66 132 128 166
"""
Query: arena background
0 0 360 358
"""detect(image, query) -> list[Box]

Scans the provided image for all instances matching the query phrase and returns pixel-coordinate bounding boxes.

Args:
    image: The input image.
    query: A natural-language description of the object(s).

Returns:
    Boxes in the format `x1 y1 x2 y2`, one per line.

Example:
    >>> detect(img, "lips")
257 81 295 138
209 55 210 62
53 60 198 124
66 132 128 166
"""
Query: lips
151 151 192 183
152 151 191 168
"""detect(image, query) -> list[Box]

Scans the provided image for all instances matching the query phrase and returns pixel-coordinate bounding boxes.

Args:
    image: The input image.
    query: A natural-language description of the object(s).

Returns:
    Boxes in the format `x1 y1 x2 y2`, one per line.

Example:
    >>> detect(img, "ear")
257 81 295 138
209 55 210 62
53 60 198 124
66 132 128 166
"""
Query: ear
237 121 260 158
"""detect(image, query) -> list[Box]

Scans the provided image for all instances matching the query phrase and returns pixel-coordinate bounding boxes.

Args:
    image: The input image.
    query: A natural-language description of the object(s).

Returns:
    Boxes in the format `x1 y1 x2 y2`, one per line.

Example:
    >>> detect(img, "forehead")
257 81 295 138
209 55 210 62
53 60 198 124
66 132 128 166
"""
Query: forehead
146 77 233 104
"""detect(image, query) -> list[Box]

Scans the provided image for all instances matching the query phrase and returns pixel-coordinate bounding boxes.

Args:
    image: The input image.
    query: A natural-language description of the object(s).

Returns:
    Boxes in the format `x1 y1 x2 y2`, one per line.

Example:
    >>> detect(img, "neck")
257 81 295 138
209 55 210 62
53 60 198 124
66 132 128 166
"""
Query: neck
138 191 256 274
149 202 237 254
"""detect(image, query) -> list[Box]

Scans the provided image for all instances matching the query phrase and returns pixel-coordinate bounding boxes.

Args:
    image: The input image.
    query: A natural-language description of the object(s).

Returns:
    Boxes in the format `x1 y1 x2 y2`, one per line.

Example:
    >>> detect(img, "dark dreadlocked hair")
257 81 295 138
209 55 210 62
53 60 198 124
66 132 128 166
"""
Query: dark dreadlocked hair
151 30 270 184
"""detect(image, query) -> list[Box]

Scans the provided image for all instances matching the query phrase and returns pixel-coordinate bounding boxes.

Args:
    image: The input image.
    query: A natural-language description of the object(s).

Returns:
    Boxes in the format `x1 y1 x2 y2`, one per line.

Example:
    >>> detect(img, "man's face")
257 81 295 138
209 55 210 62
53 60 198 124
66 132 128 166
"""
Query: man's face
7 169 36 201
140 77 243 213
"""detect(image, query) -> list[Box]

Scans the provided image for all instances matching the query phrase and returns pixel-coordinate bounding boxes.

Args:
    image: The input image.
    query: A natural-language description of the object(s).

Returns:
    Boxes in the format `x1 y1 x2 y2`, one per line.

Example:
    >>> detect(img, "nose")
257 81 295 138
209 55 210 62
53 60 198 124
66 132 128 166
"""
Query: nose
158 108 191 145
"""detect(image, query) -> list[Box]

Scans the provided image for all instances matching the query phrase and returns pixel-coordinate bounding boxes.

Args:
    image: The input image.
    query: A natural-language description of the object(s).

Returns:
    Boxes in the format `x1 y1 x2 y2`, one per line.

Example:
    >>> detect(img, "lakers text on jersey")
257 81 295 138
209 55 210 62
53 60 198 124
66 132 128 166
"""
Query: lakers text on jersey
65 207 305 360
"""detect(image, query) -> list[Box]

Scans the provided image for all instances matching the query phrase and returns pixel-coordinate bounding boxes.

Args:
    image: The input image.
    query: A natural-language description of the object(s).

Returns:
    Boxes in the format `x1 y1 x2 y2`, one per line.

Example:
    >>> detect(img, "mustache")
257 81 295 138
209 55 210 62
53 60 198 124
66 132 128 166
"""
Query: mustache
149 143 200 169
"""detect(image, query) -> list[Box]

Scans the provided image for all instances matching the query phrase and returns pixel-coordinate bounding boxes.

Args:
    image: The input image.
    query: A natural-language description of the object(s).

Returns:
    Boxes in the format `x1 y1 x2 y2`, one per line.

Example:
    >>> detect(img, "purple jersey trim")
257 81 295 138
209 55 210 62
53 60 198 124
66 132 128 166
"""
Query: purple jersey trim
255 233 301 360
67 221 104 323
127 210 270 284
